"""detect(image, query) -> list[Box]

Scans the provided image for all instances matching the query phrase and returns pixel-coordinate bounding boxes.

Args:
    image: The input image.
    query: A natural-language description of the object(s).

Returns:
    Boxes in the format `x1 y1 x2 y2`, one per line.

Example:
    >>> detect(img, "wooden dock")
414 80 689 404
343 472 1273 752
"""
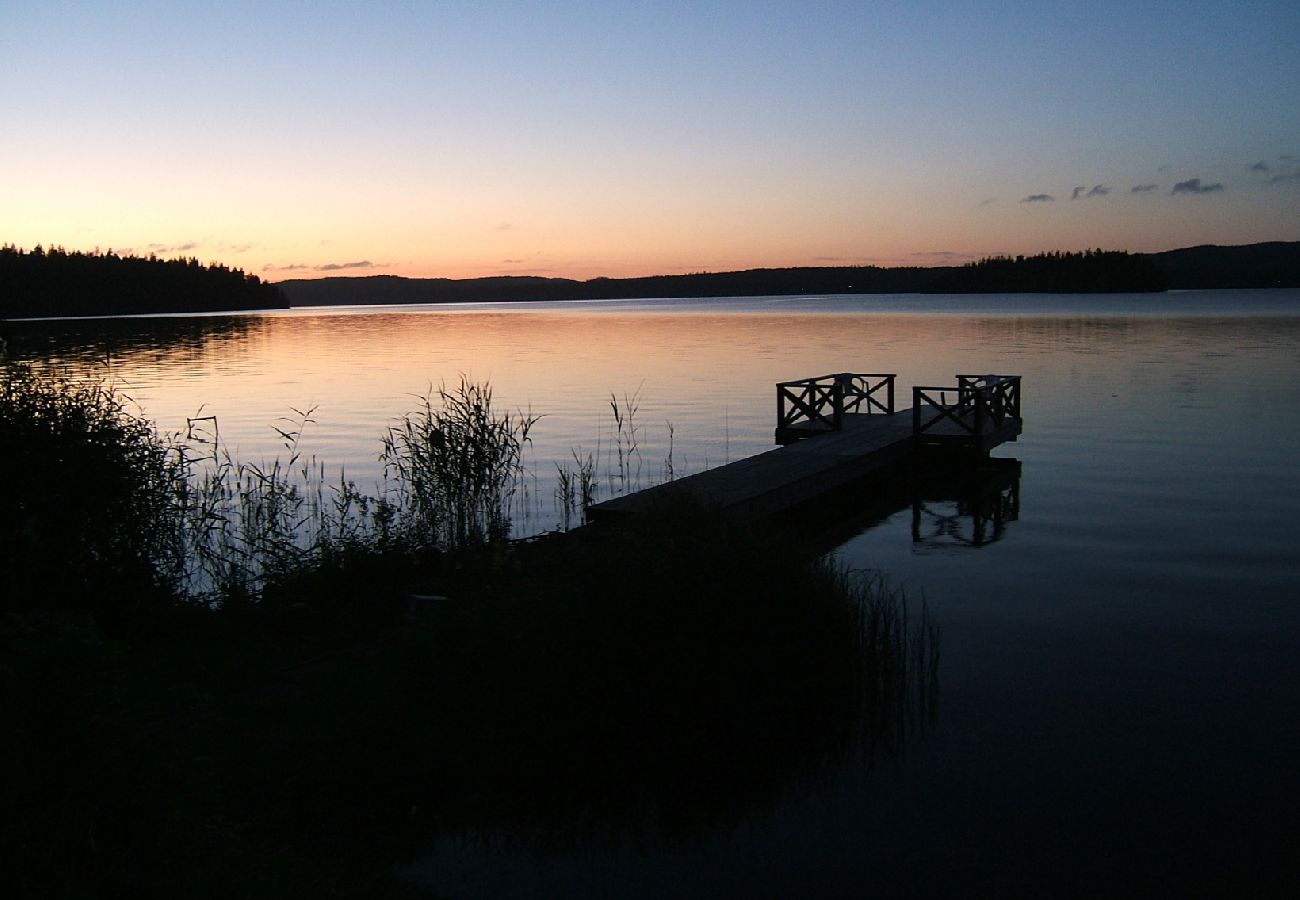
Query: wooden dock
585 373 1022 524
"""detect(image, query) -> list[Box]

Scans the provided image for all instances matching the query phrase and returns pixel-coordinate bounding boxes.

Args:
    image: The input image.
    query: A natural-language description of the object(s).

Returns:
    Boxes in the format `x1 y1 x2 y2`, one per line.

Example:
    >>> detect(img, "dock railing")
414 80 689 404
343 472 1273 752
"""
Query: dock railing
913 375 1022 449
776 373 895 444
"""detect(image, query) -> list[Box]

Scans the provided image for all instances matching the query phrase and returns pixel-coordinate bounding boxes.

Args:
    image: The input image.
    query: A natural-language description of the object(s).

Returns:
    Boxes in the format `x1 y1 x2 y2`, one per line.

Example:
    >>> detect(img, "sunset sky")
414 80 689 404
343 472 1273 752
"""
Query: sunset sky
3 1 1298 281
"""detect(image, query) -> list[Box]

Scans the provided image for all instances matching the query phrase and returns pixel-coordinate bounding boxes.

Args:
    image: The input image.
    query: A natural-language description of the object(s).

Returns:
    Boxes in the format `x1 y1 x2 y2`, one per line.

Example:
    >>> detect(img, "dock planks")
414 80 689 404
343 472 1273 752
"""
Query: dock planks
586 373 1022 525
586 408 1018 524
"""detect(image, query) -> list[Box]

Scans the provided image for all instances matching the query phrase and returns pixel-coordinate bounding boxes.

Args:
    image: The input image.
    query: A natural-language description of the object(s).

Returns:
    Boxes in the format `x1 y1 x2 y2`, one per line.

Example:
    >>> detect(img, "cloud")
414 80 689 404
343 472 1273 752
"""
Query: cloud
1249 161 1270 173
1071 184 1109 200
502 258 526 264
497 222 513 231
1130 184 1158 193
143 241 200 254
910 251 963 259
1170 178 1223 195
1267 171 1300 184
316 260 376 271
1021 193 1055 203
1281 154 1294 161
220 242 254 254
979 198 996 206
262 261 388 273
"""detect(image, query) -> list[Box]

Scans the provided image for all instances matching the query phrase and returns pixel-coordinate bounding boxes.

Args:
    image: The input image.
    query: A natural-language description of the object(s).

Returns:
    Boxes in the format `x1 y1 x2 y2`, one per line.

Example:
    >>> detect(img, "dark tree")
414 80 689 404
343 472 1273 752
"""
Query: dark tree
923 249 1167 293
0 245 288 318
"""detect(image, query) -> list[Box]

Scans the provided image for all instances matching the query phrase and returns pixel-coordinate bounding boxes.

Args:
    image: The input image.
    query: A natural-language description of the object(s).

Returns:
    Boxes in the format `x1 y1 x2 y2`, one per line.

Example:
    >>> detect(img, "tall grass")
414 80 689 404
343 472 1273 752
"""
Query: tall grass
176 408 400 605
381 378 539 551
607 386 643 493
1 364 539 611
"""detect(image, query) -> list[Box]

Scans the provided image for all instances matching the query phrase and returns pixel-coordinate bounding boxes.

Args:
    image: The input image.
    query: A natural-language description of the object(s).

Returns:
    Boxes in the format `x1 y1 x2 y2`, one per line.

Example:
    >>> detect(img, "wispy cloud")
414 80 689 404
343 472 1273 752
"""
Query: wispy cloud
1267 171 1300 184
1130 184 1158 193
316 260 377 271
1249 161 1270 173
1071 184 1109 200
1021 193 1055 203
979 198 996 207
263 260 385 273
1171 178 1223 195
144 241 199 253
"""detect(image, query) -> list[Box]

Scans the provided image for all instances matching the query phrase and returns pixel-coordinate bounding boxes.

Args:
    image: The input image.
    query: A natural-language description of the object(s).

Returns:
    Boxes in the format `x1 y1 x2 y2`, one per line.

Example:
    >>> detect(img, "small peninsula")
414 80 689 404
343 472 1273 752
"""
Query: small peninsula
0 245 287 319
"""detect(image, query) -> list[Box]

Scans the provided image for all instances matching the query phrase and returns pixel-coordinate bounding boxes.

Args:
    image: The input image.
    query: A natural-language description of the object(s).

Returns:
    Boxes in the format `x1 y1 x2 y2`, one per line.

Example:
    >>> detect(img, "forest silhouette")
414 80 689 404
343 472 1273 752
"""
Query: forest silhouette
923 249 1168 293
4 241 1299 319
0 245 286 318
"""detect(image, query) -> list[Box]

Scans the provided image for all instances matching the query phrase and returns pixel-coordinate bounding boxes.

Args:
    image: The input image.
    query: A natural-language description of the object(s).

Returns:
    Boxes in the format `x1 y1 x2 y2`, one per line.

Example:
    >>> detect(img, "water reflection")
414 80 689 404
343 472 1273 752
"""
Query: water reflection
4 313 259 370
789 457 1023 557
910 457 1020 551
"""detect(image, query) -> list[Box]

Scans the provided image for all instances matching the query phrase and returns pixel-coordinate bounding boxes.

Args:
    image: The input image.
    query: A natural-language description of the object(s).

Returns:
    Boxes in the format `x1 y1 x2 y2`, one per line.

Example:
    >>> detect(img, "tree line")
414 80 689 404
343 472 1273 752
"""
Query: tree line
0 245 287 318
924 249 1167 293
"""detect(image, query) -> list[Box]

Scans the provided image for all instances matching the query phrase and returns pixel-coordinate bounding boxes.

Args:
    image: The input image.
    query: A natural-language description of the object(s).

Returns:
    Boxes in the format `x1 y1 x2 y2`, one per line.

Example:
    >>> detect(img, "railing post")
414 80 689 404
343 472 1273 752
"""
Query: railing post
832 374 845 430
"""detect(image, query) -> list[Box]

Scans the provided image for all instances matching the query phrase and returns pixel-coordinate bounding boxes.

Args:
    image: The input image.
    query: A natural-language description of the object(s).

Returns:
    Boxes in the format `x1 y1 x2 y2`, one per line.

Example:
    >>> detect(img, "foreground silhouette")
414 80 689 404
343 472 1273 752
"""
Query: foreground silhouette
0 245 286 318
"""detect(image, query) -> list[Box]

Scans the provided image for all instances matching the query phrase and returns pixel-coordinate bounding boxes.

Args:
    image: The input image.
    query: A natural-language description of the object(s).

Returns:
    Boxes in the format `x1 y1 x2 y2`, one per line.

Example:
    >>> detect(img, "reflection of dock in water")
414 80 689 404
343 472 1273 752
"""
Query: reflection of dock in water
587 372 1023 526
774 455 1022 554
910 456 1020 550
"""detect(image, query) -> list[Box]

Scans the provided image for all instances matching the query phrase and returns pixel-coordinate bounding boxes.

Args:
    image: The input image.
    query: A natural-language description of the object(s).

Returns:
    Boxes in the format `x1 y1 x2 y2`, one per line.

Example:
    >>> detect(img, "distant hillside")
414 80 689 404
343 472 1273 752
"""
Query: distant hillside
277 241 1300 307
1147 242 1300 289
277 266 944 307
0 245 287 318
924 250 1167 293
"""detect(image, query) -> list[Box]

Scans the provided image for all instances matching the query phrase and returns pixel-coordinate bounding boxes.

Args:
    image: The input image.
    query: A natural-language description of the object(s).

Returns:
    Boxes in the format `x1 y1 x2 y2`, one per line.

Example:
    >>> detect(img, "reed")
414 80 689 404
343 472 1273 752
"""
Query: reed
607 386 643 493
380 377 539 551
2 364 538 611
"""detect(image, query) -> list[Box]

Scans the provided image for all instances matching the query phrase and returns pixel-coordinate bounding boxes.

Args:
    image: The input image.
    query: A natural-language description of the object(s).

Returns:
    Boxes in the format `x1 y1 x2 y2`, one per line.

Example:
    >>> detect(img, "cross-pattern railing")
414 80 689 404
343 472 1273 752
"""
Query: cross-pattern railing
776 373 895 443
913 375 1021 445
911 459 1021 548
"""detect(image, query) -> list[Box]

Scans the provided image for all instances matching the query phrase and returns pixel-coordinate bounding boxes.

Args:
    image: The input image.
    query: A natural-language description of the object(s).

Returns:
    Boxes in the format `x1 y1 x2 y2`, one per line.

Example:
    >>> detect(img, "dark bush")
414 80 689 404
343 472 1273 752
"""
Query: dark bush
0 363 186 622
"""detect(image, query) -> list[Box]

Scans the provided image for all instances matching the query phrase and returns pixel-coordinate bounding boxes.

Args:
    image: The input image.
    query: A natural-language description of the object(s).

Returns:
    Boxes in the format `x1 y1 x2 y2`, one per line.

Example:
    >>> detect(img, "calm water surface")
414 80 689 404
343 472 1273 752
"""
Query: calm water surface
8 290 1300 894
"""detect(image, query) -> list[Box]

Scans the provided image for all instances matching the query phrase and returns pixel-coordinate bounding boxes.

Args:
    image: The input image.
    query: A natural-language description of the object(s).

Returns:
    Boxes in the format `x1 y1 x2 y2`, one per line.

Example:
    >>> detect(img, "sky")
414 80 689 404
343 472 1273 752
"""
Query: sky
2 0 1298 281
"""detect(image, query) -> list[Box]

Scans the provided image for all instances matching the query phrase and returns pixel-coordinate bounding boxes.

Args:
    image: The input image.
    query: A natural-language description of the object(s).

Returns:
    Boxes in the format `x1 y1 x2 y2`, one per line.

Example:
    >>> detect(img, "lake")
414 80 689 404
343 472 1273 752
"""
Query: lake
7 290 1300 895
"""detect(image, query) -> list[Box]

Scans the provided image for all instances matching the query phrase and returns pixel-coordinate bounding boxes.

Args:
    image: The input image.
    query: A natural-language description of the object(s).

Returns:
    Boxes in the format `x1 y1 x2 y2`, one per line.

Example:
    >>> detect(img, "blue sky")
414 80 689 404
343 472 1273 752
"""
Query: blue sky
3 1 1297 278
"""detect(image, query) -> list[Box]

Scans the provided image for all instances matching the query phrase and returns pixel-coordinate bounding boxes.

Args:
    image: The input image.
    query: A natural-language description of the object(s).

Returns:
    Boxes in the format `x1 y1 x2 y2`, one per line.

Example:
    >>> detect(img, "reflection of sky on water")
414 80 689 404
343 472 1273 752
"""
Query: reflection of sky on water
10 290 1300 894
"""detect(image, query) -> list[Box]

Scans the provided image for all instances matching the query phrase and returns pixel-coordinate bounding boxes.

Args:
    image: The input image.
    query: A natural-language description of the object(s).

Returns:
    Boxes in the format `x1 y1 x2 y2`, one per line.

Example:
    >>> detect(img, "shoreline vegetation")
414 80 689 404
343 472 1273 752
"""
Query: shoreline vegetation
2 363 938 896
3 240 1299 319
0 245 287 319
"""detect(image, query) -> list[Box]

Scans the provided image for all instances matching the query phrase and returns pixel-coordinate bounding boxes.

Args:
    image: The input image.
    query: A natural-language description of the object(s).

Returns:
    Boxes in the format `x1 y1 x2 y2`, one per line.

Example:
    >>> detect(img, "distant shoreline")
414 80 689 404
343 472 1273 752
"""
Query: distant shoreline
3 241 1298 320
275 241 1300 309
